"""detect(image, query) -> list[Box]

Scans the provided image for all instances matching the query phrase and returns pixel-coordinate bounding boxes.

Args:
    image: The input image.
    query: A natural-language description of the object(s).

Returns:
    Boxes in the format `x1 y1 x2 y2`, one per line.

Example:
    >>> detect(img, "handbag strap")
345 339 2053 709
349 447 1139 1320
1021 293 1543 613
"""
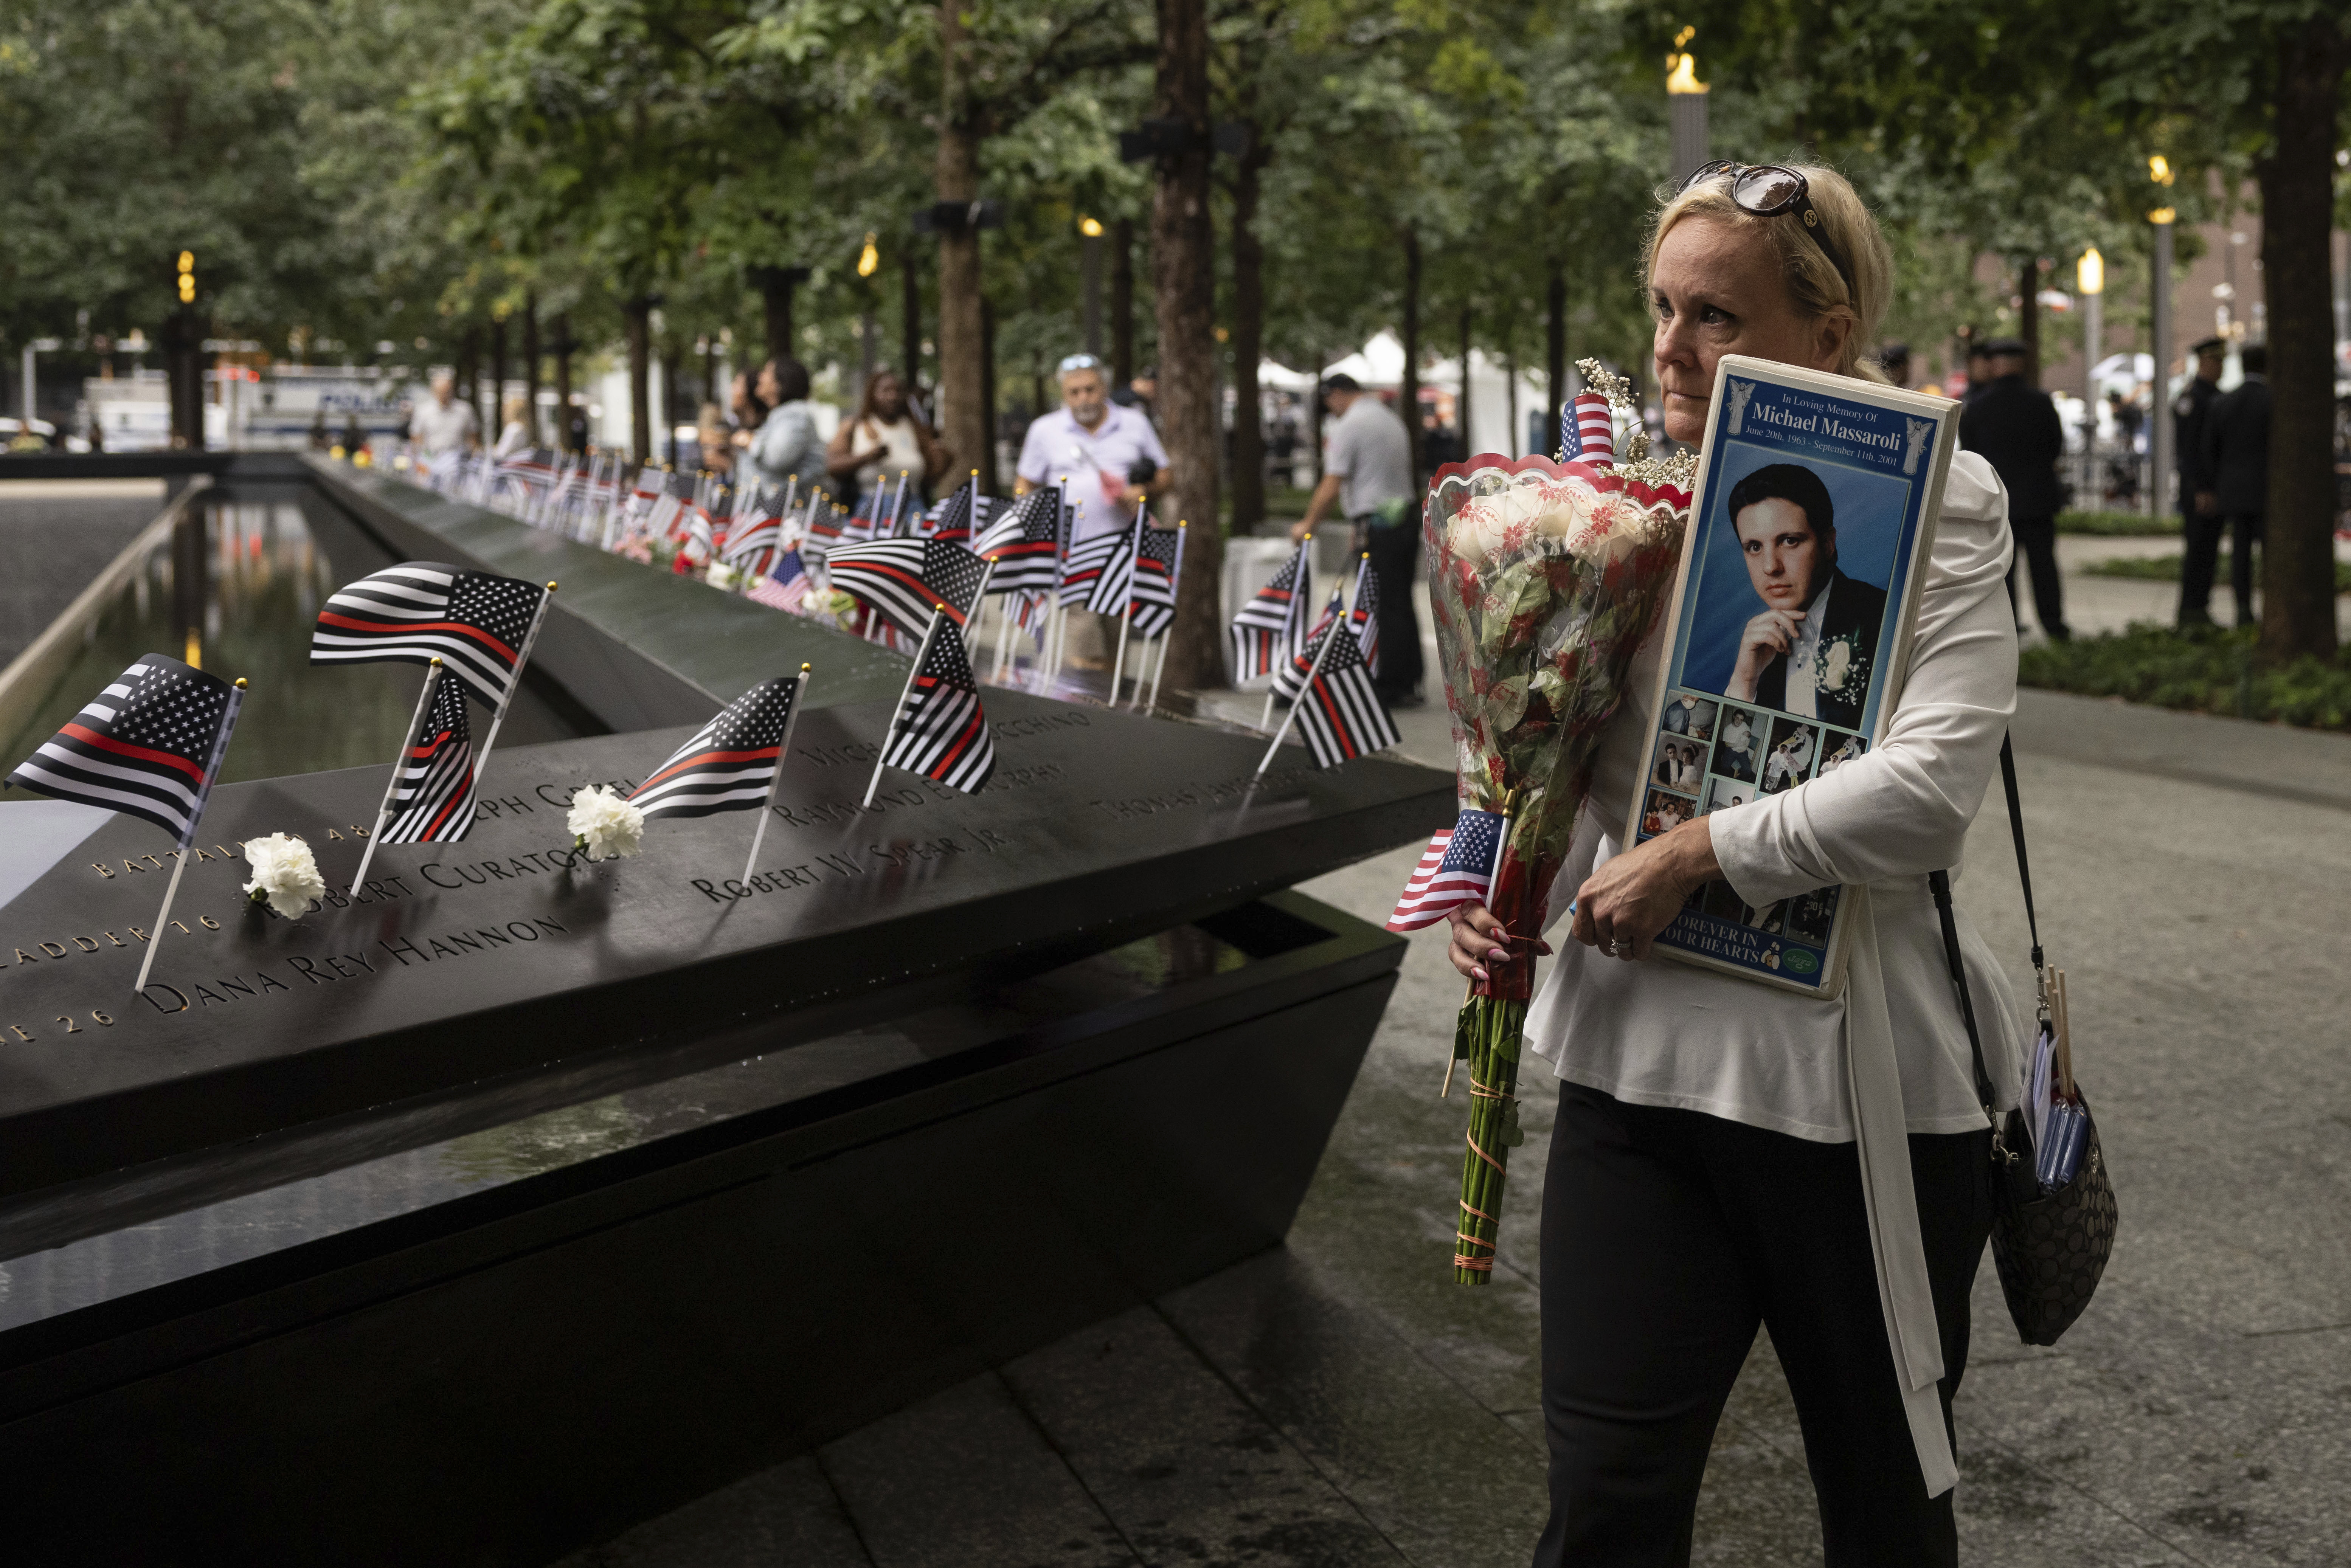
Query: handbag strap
1930 729 2037 1154
1997 733 2044 972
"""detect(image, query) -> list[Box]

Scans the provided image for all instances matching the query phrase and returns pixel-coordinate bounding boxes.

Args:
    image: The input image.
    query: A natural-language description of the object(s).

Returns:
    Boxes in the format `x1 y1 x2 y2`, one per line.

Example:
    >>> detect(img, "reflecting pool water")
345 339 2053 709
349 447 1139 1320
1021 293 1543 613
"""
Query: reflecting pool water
0 484 592 797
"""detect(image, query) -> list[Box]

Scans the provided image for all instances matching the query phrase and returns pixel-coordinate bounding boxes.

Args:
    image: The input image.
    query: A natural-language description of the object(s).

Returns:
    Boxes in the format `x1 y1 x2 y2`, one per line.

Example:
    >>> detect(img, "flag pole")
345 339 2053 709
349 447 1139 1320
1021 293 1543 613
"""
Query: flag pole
864 606 947 809
136 675 247 994
1106 496 1145 703
743 662 813 886
1254 572 1359 780
1145 519 1188 712
350 656 443 895
472 582 557 781
1260 532 1310 732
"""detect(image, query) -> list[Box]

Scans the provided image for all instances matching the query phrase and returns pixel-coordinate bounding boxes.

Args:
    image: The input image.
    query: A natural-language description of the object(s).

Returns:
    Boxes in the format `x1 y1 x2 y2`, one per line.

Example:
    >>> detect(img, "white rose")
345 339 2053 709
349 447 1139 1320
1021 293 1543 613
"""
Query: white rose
1821 639 1852 691
568 785 647 862
242 833 326 920
704 560 739 589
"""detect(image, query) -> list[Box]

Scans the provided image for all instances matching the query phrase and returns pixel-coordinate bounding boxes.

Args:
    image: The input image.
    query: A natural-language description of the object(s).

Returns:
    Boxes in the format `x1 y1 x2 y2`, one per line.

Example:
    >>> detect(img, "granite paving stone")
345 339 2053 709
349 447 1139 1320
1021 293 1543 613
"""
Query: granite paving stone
999 1303 1406 1565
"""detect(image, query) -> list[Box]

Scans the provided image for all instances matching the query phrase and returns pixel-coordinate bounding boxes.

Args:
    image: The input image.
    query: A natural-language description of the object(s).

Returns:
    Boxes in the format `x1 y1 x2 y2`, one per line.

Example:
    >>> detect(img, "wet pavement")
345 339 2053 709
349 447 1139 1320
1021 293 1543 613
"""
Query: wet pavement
563 677 2351 1566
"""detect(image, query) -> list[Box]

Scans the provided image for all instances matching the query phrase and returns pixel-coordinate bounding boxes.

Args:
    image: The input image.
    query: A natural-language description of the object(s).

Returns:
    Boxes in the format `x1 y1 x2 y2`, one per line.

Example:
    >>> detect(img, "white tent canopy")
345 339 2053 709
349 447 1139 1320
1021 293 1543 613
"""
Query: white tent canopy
1258 331 1554 458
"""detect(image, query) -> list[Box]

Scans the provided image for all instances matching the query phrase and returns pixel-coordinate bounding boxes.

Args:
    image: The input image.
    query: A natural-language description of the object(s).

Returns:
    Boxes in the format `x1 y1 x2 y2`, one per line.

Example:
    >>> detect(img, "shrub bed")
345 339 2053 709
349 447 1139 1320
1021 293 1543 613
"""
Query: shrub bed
2018 624 2351 730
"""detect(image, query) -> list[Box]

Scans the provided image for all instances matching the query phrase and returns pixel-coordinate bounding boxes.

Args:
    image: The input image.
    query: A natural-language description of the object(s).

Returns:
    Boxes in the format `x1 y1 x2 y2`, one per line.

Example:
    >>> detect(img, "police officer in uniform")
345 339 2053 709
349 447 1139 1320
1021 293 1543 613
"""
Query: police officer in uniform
2173 336 2229 626
1960 336 2069 639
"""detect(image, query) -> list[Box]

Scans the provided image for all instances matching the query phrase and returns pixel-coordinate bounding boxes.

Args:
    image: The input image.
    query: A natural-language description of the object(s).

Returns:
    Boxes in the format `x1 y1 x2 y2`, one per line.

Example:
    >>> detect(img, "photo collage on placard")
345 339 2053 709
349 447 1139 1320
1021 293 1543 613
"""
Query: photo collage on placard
1640 686 1869 941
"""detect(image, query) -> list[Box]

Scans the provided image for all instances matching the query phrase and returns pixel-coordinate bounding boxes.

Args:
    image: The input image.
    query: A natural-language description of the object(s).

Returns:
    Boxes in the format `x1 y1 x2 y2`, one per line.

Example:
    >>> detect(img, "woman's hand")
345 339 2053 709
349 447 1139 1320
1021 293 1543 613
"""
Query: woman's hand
1727 607 1805 700
1445 903 1552 983
1570 817 1721 962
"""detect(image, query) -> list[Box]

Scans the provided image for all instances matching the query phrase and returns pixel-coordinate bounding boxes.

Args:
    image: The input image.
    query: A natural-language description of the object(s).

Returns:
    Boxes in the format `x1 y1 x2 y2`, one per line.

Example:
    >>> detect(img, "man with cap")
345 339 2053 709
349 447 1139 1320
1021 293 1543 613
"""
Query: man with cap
2173 336 2230 625
1291 373 1421 704
1960 336 2069 639
2198 341 2270 628
1960 337 1995 405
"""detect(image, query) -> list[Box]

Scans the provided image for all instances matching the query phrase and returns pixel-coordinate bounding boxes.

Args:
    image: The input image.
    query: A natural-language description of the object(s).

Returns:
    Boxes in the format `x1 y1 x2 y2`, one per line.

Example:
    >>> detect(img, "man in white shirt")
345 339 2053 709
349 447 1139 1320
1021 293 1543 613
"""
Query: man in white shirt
410 374 480 459
1291 374 1422 704
1016 354 1169 668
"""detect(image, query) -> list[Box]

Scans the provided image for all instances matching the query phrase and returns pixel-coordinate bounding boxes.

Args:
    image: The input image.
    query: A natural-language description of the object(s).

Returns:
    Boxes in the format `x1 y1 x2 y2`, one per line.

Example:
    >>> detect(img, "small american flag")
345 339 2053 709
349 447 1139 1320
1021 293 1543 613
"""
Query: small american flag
6 655 243 846
1059 529 1125 607
1122 522 1181 636
1349 560 1381 672
1386 809 1509 930
1290 611 1400 768
311 562 549 709
380 668 477 843
827 537 988 637
645 471 694 540
882 621 994 794
974 487 1065 593
630 673 804 820
723 489 782 567
1231 540 1310 680
923 479 995 544
1271 585 1344 702
746 550 812 613
1560 392 1616 464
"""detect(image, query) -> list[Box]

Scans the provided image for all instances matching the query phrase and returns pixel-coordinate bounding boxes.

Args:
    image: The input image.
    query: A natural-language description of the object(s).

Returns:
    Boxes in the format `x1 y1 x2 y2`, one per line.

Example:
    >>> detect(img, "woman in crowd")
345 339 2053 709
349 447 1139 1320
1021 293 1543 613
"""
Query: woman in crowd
1445 161 2025 1563
746 358 830 501
491 395 533 460
826 367 948 516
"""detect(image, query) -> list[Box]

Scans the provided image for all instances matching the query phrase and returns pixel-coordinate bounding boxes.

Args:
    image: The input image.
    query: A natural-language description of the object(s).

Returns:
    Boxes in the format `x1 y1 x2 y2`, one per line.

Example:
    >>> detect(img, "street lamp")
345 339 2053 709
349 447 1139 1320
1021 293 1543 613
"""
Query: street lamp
1665 27 1708 184
2076 247 2104 414
1079 216 1106 355
2146 155 2177 520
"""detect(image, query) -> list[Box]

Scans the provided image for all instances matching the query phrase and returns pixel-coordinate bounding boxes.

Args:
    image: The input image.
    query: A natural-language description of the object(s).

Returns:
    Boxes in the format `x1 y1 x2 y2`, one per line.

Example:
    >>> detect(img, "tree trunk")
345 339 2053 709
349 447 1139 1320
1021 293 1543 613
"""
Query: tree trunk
1400 225 1422 487
760 269 796 370
1309 344 1325 483
489 317 507 433
455 327 480 431
1153 0 1223 692
660 347 679 466
163 307 205 450
522 294 542 445
1457 302 1473 456
1110 218 1136 387
2258 18 2347 662
625 298 652 467
2018 256 2041 385
1545 261 1566 459
1229 135 1267 532
979 296 999 494
934 4 987 498
902 246 923 400
554 313 575 450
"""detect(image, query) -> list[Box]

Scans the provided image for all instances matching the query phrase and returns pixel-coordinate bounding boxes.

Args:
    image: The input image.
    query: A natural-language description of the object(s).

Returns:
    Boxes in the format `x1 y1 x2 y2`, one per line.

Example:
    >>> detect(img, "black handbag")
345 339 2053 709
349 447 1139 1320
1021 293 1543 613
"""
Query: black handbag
1929 734 2118 1347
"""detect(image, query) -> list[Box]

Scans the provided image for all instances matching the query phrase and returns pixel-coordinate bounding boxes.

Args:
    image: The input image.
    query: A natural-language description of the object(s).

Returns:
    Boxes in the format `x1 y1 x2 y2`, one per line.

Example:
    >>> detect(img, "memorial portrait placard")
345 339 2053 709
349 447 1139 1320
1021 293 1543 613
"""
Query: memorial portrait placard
1629 355 1960 996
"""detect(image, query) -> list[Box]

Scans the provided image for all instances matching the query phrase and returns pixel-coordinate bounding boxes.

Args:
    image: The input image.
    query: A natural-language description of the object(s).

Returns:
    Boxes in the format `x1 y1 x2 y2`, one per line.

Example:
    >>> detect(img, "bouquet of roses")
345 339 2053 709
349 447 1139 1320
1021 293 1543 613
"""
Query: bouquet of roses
1425 363 1695 1284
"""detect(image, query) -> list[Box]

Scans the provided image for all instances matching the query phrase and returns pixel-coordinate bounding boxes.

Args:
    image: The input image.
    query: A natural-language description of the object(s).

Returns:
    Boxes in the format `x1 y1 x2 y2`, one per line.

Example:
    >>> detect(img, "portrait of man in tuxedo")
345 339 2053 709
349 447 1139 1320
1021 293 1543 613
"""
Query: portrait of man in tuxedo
1721 463 1886 729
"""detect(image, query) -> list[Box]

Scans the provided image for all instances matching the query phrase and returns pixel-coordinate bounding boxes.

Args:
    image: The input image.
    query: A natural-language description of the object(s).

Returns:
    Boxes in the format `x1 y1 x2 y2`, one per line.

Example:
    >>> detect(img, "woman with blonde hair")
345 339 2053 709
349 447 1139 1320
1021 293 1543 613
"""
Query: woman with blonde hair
490 394 533 460
1446 161 2025 1562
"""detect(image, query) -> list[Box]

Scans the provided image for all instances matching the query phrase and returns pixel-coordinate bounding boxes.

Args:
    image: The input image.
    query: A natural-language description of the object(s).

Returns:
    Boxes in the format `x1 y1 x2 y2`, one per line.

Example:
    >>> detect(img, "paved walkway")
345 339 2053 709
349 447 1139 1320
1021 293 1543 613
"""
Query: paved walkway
563 678 2350 1566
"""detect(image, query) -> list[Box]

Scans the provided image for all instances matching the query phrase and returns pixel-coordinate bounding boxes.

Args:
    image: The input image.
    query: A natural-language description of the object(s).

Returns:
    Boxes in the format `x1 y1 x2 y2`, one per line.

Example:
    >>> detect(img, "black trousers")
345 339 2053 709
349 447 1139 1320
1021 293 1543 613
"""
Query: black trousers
1533 1086 1993 1568
2179 511 2263 627
1353 517 1424 699
2003 512 2066 640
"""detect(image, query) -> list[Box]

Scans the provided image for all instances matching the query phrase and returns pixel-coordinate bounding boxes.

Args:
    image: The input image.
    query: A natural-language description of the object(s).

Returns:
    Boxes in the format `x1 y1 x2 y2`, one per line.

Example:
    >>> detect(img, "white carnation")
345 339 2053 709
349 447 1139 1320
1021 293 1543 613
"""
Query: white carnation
242 833 326 920
567 785 646 862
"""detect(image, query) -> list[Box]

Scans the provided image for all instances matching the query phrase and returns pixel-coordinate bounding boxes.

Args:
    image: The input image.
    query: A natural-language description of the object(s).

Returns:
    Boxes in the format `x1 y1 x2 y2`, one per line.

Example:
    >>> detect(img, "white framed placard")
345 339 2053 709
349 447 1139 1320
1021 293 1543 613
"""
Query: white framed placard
1628 355 1961 996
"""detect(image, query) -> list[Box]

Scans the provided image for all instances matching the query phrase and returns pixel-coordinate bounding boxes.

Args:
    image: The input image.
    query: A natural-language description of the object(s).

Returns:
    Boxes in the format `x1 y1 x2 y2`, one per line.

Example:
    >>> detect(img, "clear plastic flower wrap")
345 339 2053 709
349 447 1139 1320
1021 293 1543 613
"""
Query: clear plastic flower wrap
1425 388 1693 1284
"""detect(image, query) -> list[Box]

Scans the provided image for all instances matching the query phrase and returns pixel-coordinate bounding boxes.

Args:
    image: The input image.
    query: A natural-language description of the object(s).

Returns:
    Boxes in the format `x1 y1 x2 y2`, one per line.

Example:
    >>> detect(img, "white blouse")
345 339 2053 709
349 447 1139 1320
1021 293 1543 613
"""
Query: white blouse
1523 449 2029 1497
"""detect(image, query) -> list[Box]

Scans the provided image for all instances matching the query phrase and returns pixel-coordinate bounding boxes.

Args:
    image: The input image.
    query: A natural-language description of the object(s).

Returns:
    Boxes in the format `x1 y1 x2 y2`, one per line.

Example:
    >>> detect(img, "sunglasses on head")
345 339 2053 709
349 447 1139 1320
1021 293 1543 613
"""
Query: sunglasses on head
1680 161 1855 306
1057 353 1105 375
